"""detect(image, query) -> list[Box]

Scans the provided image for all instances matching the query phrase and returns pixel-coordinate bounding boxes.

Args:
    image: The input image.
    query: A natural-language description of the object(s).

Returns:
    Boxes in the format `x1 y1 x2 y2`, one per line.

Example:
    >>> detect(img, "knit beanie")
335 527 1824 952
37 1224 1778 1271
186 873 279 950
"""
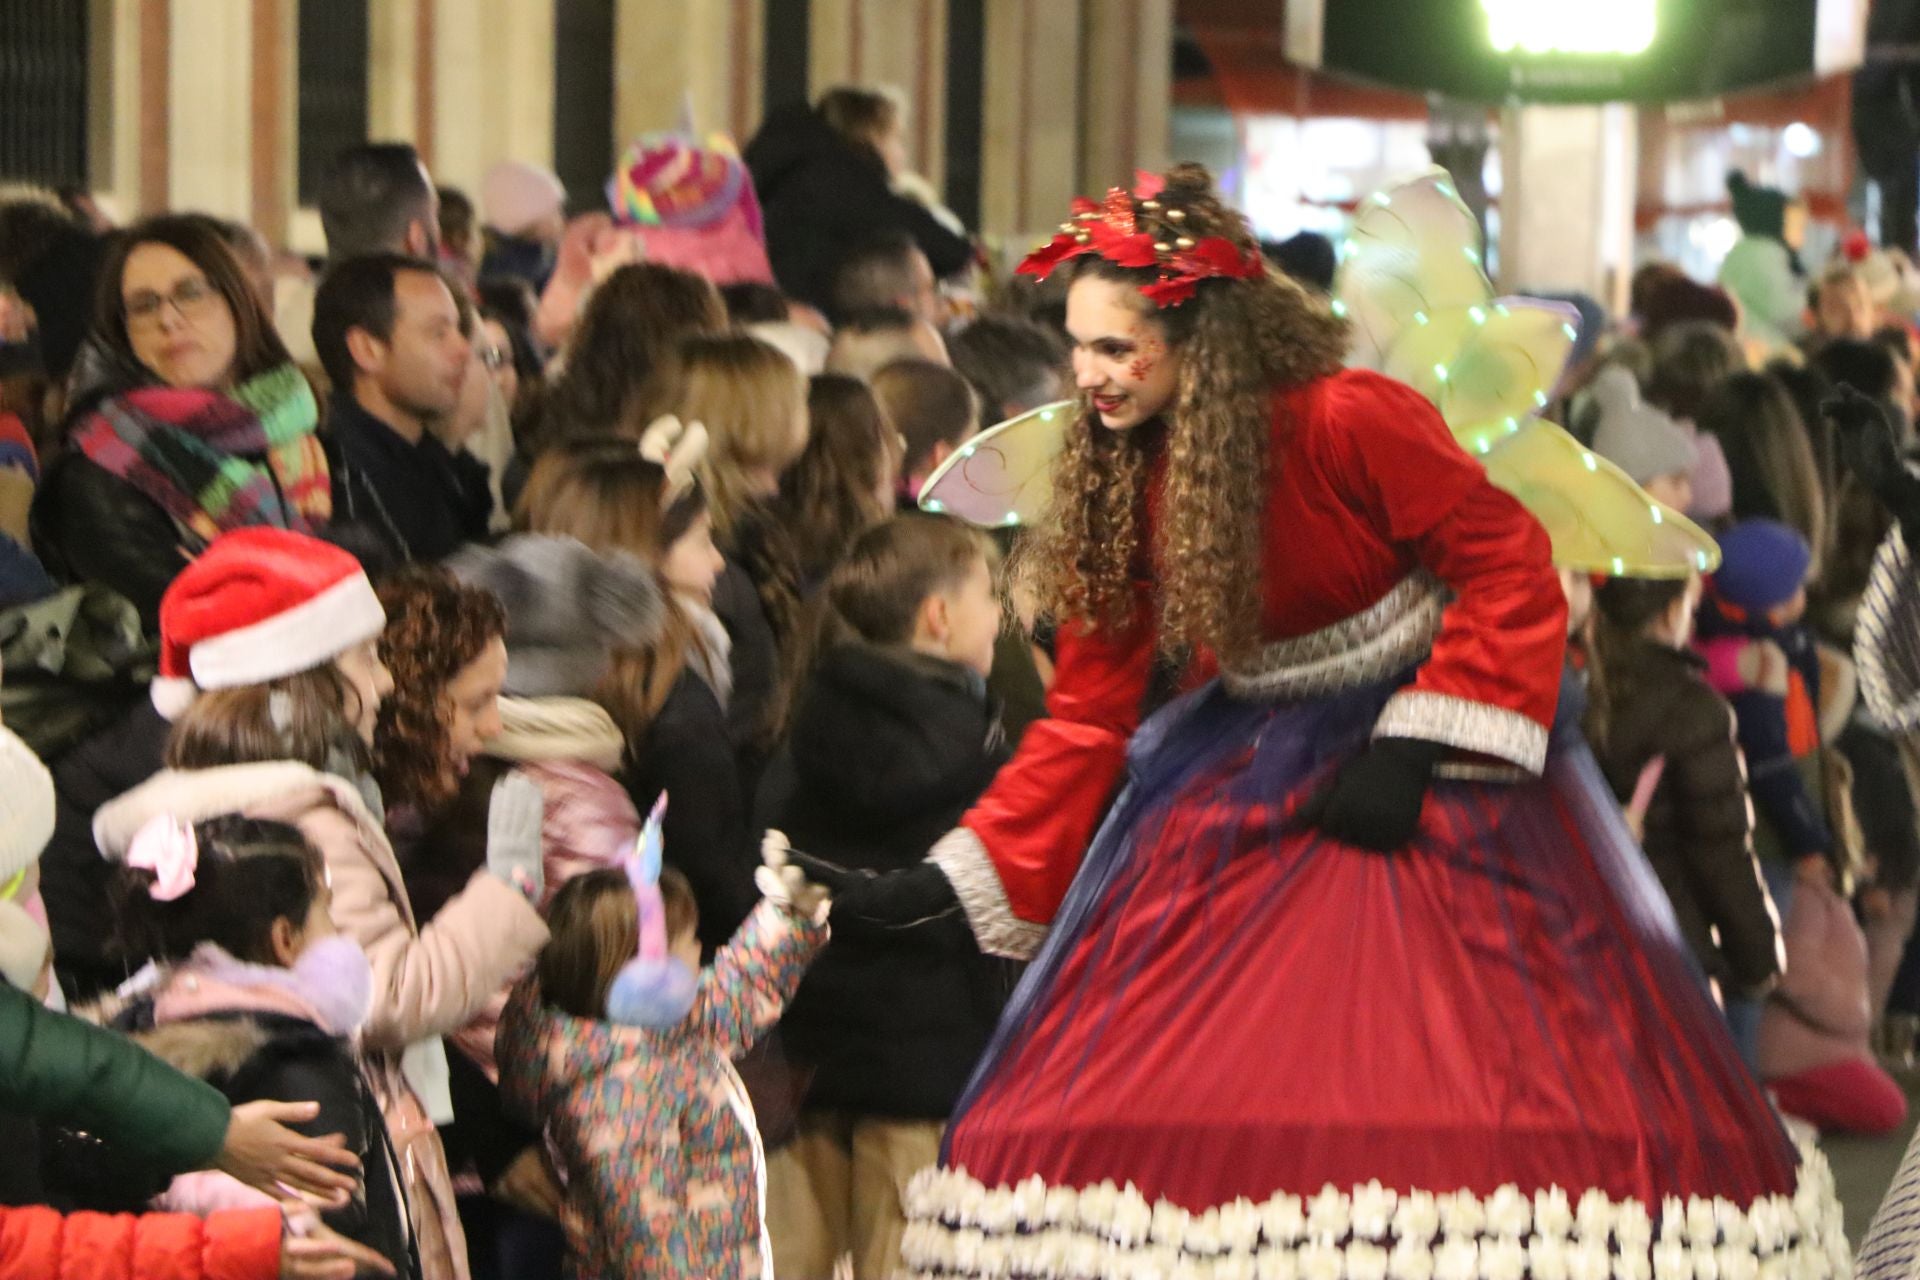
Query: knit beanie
447 535 663 698
1712 519 1812 614
152 528 386 718
482 161 568 238
0 725 56 991
1640 275 1740 344
1687 426 1734 522
1589 367 1696 486
1727 172 1787 242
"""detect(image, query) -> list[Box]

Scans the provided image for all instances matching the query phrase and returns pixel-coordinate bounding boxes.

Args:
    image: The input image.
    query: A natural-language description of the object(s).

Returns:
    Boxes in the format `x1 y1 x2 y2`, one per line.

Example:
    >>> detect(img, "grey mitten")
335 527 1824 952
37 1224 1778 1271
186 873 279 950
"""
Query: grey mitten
486 772 546 902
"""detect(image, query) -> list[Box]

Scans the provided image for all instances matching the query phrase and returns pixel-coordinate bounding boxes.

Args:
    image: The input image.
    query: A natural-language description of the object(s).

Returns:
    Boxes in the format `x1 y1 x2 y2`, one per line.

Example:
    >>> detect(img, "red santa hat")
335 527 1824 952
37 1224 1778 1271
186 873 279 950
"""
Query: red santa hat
151 529 386 718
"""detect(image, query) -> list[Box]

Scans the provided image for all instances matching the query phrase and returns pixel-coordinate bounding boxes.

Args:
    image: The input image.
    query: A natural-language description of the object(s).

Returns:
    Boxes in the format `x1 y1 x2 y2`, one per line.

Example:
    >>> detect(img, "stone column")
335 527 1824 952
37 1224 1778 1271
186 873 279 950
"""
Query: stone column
809 0 949 186
614 0 764 145
1078 0 1172 192
1498 103 1637 312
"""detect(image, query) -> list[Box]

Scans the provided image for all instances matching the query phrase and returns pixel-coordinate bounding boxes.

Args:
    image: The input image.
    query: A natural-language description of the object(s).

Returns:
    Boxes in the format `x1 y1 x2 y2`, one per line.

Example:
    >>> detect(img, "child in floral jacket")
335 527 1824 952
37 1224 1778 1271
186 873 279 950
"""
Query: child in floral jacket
497 831 828 1280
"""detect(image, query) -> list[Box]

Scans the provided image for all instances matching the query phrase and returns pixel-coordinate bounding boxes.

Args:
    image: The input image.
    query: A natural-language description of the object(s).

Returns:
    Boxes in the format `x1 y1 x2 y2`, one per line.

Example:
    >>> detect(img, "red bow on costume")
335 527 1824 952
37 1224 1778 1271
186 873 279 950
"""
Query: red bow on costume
1015 173 1264 309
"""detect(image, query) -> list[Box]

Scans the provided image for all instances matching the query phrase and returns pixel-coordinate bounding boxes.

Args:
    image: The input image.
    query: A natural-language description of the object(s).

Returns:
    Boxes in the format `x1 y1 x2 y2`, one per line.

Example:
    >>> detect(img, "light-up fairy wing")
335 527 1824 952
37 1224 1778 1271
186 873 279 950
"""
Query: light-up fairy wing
916 401 1075 528
1485 421 1718 578
1338 168 1719 576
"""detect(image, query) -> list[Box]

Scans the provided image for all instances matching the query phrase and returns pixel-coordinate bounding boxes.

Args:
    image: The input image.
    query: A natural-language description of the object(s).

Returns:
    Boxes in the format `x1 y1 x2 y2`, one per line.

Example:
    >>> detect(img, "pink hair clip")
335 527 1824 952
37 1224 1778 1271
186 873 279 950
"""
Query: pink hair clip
126 815 199 902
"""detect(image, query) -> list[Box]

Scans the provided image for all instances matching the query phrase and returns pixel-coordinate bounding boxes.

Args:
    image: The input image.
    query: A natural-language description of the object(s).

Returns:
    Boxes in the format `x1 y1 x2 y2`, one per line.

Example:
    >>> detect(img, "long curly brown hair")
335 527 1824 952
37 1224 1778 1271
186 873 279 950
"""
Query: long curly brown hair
1022 163 1349 663
373 567 507 815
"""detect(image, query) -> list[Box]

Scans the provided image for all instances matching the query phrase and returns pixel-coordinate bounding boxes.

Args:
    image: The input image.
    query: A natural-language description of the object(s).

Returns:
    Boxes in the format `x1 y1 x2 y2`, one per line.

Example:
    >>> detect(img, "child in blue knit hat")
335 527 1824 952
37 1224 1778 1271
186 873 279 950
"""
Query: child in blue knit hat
1695 519 1833 883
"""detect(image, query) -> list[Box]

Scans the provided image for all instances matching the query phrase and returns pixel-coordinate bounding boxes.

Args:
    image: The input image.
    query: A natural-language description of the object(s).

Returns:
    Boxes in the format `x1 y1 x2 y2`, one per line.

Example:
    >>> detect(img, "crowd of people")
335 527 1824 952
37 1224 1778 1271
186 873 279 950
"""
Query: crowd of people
1 84 1920 1279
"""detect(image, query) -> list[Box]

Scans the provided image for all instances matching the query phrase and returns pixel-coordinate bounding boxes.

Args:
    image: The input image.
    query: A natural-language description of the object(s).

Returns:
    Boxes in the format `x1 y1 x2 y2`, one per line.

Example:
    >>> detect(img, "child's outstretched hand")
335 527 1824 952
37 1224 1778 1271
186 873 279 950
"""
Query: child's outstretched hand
756 831 831 923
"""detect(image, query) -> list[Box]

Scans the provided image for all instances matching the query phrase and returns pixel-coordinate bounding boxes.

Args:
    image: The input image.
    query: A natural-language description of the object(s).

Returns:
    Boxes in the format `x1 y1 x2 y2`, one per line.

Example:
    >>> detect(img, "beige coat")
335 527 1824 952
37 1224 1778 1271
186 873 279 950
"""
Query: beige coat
95 761 550 1280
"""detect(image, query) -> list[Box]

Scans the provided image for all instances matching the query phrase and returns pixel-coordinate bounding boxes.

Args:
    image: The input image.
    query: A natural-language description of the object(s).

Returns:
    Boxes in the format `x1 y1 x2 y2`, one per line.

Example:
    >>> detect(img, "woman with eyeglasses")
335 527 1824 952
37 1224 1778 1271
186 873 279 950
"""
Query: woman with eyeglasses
32 215 331 626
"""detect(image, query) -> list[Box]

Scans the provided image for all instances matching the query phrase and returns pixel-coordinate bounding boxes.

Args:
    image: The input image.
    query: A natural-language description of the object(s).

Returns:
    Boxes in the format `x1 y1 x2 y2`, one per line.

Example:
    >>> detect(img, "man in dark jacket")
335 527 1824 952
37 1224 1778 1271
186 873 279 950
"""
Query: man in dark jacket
745 96 972 317
756 515 1014 1280
312 253 479 564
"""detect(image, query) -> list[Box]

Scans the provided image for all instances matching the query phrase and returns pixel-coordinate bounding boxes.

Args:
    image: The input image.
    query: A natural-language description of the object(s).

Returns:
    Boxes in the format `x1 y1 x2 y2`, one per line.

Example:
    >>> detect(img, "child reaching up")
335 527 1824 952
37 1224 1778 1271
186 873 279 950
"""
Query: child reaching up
497 825 828 1280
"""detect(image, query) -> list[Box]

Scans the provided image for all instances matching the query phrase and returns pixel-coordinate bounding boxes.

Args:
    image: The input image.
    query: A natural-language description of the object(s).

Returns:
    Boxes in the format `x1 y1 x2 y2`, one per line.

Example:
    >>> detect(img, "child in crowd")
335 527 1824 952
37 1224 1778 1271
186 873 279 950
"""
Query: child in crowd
1587 366 1698 514
1584 576 1781 1014
497 832 829 1280
1694 520 1839 890
759 514 1016 1280
516 428 754 955
647 334 809 768
100 814 413 1275
871 358 979 506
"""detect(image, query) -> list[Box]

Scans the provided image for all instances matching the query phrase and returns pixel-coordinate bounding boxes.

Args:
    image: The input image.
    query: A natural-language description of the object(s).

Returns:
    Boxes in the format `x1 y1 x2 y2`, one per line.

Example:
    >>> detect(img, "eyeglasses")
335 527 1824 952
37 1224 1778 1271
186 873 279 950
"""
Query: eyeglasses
478 344 509 371
124 276 218 328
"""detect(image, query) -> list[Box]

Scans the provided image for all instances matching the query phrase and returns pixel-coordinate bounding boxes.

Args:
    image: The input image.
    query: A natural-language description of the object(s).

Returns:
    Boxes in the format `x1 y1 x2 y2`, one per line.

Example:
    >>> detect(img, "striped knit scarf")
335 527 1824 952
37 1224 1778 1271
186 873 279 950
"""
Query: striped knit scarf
73 364 330 547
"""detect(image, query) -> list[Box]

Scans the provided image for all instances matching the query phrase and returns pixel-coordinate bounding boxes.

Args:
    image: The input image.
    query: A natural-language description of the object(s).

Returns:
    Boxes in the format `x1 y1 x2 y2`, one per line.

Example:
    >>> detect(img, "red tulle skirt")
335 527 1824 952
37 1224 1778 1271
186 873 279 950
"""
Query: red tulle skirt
942 675 1831 1218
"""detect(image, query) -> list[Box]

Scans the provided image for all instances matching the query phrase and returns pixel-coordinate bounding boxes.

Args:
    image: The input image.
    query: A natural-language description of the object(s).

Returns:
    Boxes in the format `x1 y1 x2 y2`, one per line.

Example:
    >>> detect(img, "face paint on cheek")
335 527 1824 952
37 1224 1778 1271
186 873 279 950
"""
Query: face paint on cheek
1127 333 1167 385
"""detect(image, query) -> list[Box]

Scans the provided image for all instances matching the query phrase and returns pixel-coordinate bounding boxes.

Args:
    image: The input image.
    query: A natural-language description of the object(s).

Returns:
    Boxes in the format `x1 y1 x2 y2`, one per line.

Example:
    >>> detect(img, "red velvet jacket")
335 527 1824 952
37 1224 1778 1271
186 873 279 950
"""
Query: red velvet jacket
934 369 1567 955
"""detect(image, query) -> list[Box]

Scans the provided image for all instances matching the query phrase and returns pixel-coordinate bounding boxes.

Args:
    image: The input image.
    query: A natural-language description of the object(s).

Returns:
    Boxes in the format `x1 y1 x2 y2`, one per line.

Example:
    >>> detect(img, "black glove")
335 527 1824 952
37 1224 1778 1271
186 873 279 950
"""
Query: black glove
784 851 961 930
1825 385 1920 544
1298 737 1445 853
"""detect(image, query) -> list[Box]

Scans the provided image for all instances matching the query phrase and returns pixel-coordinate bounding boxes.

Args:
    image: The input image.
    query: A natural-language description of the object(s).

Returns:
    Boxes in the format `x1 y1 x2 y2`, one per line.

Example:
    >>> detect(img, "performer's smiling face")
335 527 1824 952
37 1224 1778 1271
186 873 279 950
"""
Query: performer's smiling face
1067 276 1182 432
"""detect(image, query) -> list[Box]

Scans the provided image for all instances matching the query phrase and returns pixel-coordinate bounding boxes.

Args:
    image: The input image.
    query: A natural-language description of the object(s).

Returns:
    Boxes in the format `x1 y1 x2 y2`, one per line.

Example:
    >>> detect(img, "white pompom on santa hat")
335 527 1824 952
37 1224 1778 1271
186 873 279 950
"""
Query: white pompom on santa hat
150 528 387 719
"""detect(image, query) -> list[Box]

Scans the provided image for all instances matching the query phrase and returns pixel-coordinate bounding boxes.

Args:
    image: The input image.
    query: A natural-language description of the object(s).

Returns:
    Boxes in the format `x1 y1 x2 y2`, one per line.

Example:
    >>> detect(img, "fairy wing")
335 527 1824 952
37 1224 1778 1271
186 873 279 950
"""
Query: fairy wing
1338 169 1492 373
1339 169 1716 575
1483 420 1721 576
916 400 1076 528
1379 297 1580 458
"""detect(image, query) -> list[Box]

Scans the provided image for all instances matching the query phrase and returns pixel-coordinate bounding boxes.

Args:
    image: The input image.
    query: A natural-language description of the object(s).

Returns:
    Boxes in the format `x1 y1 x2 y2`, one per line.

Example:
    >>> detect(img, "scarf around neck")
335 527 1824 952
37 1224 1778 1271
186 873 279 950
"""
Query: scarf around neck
74 364 330 547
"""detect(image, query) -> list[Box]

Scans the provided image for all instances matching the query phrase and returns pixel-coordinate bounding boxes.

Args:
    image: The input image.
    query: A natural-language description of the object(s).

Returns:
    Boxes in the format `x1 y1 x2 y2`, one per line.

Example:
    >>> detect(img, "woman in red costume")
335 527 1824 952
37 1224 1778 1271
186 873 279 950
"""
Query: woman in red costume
808 166 1844 1278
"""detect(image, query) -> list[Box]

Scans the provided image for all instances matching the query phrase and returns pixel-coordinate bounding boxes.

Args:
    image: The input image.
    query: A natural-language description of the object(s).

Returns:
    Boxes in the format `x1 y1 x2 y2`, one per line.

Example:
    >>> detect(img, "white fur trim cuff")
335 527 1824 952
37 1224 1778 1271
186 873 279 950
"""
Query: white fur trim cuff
929 828 1048 961
188 573 386 690
1374 691 1549 776
900 1136 1849 1279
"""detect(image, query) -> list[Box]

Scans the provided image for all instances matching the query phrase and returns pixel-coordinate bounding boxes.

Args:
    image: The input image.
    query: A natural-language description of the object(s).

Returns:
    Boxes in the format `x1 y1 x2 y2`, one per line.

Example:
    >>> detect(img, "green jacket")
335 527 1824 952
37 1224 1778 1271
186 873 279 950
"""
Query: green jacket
0 982 230 1179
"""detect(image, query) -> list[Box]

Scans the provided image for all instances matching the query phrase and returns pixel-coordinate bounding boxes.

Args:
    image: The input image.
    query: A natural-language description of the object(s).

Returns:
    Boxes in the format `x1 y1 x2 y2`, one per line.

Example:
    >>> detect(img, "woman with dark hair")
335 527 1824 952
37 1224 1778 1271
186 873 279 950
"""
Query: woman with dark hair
777 374 902 586
1698 371 1829 579
532 262 725 448
32 215 329 624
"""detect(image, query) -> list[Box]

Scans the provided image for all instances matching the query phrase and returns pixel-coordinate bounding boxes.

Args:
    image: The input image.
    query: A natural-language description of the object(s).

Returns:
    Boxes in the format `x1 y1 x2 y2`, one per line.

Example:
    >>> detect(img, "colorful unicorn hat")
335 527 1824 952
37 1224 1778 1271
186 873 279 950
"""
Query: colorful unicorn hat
604 795 699 1027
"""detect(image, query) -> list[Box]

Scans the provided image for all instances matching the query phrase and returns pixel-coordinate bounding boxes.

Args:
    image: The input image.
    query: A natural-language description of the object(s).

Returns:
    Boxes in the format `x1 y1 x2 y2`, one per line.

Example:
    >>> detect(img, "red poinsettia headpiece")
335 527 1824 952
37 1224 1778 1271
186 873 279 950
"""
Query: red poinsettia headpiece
1016 171 1265 308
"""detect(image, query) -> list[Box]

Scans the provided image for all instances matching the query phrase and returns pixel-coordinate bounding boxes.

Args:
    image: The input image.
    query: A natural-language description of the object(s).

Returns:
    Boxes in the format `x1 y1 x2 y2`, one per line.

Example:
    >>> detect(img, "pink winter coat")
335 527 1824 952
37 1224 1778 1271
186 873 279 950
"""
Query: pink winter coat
95 762 551 1280
449 750 642 1080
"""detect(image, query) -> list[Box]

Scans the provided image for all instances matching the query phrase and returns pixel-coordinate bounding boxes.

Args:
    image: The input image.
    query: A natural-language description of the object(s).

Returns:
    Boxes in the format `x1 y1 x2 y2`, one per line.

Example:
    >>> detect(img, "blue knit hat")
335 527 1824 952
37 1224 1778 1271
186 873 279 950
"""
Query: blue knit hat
1712 519 1811 614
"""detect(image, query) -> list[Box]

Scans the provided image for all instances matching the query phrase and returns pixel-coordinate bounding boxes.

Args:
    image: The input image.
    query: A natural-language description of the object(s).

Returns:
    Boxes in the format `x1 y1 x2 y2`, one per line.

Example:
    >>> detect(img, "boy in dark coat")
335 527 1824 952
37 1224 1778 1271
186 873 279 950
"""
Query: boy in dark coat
757 514 1014 1280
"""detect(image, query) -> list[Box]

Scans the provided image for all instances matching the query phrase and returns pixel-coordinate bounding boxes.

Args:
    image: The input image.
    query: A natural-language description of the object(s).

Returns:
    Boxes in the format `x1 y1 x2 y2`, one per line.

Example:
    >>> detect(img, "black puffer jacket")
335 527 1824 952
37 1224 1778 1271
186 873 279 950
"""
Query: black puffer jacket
745 103 973 315
1591 639 1782 995
760 643 1016 1117
626 667 760 957
132 1006 413 1276
40 697 170 1002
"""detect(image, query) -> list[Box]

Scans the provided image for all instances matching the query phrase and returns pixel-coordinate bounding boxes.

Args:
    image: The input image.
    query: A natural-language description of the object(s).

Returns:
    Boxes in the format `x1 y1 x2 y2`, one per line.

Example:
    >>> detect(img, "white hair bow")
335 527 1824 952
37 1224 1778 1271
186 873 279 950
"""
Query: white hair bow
637 414 710 502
